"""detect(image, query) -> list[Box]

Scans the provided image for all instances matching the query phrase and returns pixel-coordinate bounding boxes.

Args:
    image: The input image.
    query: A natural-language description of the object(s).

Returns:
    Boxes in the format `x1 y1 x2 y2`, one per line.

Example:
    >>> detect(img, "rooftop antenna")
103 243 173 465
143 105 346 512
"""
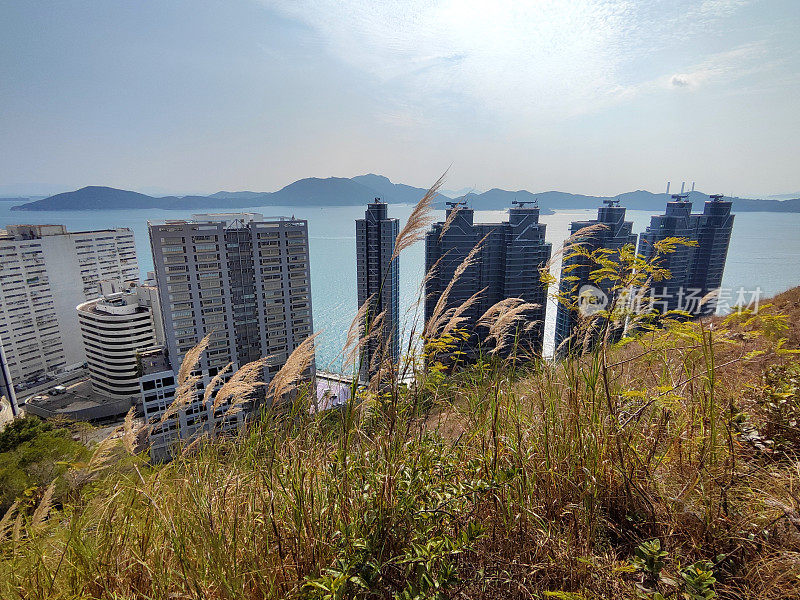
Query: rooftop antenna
445 201 467 209
671 180 690 202
512 199 537 208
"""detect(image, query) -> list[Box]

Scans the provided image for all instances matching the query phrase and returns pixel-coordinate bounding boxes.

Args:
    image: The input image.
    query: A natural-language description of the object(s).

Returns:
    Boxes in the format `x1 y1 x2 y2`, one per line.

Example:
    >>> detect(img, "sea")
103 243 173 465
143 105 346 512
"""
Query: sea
1 203 798 371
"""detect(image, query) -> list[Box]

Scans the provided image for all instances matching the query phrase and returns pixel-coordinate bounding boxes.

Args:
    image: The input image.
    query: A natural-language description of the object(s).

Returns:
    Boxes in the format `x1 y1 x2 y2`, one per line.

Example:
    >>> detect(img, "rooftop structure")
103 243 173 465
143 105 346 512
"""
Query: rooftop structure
138 345 171 376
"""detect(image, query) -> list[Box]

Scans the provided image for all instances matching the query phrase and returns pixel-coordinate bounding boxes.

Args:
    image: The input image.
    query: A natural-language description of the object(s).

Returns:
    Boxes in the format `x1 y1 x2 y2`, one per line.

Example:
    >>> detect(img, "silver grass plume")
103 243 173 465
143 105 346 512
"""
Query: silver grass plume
391 171 447 261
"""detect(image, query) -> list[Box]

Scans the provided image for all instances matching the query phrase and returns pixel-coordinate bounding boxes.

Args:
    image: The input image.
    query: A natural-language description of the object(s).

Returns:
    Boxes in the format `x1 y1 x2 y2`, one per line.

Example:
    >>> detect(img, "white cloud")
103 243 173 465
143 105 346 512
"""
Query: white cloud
671 74 692 87
697 0 751 18
264 0 762 122
667 43 767 90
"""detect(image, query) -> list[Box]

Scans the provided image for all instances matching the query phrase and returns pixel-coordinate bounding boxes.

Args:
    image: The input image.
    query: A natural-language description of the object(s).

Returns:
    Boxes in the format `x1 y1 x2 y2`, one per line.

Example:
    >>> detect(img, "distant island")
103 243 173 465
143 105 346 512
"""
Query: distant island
10 174 800 213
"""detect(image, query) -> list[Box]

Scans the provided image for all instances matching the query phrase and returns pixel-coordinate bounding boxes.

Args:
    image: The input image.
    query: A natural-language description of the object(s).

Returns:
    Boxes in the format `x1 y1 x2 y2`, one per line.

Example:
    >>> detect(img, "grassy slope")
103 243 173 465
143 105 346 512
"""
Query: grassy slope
1 290 800 599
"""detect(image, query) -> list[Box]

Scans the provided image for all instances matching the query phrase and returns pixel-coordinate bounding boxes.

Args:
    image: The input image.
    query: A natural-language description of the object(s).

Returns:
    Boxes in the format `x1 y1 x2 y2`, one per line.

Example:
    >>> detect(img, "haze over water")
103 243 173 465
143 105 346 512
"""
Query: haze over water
1 202 797 370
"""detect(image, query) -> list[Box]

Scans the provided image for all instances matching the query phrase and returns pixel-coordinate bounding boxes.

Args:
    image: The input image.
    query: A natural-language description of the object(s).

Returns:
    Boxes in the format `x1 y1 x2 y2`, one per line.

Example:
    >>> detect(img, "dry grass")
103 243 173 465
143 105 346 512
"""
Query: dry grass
424 232 488 338
213 358 267 411
438 202 462 240
440 286 486 338
2 290 799 599
477 297 539 354
161 333 212 424
266 332 319 404
391 171 445 260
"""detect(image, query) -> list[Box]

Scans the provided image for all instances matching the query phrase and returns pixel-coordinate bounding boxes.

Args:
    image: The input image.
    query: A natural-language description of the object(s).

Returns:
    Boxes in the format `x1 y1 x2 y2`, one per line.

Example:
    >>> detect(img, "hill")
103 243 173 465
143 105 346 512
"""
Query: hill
12 186 167 210
2 284 800 599
11 176 434 211
352 173 449 205
12 176 800 213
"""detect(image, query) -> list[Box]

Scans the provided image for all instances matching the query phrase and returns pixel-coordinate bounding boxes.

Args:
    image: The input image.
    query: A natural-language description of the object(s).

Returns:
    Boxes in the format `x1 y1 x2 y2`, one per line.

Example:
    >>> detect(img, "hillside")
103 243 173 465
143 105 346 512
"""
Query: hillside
13 186 166 210
2 285 800 599
11 176 800 213
10 175 441 211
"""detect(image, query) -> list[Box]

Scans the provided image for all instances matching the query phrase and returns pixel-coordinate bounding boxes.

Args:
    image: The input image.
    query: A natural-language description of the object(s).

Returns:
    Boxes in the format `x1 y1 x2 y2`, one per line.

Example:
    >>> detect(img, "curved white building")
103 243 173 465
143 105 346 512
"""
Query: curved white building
77 284 159 398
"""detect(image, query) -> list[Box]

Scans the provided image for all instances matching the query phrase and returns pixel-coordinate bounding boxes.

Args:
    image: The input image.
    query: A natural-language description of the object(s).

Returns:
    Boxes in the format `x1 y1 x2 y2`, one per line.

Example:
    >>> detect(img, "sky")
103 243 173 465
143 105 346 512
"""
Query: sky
1 0 798 198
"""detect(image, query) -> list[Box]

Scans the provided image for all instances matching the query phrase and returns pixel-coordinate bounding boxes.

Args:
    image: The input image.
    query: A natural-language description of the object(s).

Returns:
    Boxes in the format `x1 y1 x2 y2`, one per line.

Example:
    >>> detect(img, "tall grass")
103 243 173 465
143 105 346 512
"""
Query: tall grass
1 181 800 599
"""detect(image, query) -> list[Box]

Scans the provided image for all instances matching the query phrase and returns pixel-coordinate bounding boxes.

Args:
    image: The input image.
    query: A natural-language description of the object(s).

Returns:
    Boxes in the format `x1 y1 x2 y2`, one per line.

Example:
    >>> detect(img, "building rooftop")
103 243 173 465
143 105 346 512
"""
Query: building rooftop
0 224 131 240
314 378 350 413
23 378 134 422
148 214 304 227
138 347 171 376
77 288 150 316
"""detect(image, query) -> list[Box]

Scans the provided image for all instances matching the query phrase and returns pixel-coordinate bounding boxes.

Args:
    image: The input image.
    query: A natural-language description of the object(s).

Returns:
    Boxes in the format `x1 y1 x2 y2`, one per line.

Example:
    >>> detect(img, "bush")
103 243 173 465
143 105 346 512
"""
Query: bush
761 362 800 453
0 415 55 453
0 416 88 512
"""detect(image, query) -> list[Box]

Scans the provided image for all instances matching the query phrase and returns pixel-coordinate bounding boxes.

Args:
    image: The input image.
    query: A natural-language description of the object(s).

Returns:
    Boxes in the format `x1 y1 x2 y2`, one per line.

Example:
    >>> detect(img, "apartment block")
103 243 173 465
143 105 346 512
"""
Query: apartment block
425 202 551 358
355 199 399 380
0 224 138 388
639 194 734 316
554 200 638 354
146 213 314 453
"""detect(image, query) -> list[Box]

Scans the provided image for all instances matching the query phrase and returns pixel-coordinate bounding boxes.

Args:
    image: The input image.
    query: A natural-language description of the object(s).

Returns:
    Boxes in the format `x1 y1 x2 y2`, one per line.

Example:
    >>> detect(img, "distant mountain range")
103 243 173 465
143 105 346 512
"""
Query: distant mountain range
10 175 443 212
9 174 800 214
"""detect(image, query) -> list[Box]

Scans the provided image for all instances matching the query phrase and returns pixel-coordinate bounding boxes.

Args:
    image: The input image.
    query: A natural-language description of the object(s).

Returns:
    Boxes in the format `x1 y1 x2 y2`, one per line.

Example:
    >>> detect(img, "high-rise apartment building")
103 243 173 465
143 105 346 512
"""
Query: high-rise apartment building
150 213 313 375
425 202 551 358
146 213 314 452
355 199 399 380
553 200 638 354
688 195 735 316
77 281 162 399
639 194 734 316
0 224 138 387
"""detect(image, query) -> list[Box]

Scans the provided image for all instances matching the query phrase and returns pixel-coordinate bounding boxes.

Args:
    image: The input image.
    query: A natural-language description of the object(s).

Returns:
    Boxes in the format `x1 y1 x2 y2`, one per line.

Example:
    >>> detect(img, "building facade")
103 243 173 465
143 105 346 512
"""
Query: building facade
355 199 399 380
146 213 314 453
553 200 638 354
77 282 162 399
137 348 178 461
0 224 138 388
425 202 551 358
639 194 734 316
0 336 18 416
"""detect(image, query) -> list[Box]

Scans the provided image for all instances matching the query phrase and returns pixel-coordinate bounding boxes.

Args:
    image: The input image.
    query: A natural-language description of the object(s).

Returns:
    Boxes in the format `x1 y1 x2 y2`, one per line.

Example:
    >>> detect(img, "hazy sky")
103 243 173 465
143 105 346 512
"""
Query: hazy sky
1 0 798 197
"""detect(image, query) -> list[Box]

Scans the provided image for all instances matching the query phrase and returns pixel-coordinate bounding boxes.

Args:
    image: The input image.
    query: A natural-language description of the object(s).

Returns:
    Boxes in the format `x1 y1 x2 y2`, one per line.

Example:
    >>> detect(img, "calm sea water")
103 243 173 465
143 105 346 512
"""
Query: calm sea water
1 203 797 369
